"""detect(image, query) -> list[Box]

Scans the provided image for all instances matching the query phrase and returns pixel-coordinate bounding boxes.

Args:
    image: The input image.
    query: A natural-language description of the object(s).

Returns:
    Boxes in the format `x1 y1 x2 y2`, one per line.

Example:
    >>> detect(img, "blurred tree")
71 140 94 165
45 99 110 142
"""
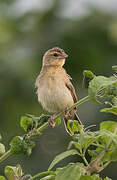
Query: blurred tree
0 0 117 179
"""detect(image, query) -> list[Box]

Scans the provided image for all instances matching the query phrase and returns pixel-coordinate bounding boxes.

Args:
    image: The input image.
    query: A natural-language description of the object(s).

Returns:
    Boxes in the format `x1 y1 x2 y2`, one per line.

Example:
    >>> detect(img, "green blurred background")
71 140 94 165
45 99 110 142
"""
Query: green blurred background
0 0 117 179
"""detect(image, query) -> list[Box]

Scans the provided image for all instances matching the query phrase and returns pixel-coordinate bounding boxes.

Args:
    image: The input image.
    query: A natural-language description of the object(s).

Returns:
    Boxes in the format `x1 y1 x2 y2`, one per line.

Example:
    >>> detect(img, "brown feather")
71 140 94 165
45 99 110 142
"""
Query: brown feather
65 80 78 104
35 47 82 135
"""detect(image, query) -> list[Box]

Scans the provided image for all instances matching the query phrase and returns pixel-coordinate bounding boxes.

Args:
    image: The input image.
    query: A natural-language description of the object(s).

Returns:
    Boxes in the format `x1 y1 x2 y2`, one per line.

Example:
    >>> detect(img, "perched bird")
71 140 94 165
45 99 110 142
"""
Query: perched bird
35 47 81 132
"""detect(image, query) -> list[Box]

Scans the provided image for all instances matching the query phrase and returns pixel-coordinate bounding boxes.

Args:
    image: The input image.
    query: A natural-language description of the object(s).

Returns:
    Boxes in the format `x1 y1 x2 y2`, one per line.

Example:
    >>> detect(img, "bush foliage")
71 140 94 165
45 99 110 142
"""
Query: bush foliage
0 67 117 179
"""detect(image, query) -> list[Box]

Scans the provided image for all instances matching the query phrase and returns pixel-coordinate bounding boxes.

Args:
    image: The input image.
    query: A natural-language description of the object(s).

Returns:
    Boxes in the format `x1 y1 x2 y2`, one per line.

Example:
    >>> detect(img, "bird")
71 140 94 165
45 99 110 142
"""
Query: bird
35 47 82 133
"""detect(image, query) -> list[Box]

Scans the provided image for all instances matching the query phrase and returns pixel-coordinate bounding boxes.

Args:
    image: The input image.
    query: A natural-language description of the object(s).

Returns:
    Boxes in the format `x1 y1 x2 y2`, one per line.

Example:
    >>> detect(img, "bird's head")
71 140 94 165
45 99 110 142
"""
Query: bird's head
43 47 68 67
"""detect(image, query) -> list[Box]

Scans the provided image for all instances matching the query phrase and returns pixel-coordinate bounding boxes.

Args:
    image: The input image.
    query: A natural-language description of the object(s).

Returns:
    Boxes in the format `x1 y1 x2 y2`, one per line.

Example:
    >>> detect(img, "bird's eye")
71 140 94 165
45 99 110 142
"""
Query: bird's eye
53 53 59 57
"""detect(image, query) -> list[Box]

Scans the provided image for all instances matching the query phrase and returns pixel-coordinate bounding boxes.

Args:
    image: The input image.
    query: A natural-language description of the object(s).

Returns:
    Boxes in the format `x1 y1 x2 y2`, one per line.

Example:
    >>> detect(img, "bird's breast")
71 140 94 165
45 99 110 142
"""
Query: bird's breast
37 74 74 113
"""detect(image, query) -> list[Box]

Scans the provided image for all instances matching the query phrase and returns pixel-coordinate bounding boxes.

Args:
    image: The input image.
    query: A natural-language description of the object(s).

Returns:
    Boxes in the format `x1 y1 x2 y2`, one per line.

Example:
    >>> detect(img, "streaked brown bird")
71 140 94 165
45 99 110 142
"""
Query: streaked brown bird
35 47 81 133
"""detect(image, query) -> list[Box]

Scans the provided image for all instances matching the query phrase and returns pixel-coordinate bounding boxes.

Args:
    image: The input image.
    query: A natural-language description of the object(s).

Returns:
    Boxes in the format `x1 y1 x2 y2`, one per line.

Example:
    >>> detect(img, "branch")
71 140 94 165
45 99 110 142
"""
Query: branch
29 171 56 180
87 127 117 173
0 150 12 163
0 95 90 164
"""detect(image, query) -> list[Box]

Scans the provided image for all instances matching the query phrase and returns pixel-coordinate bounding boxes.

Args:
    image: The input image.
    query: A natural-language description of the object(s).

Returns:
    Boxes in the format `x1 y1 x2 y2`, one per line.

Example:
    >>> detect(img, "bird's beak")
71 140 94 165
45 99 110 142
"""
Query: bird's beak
62 52 68 59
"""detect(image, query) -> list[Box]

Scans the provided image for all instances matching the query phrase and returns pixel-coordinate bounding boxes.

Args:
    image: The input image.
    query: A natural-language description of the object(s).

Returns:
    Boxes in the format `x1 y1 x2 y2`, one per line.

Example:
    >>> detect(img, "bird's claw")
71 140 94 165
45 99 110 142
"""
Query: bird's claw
48 114 56 128
64 107 72 119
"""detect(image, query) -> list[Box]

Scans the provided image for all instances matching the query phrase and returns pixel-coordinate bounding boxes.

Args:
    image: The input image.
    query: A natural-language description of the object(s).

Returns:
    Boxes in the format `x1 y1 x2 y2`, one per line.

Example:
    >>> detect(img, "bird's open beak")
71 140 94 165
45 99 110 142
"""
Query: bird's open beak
62 52 68 59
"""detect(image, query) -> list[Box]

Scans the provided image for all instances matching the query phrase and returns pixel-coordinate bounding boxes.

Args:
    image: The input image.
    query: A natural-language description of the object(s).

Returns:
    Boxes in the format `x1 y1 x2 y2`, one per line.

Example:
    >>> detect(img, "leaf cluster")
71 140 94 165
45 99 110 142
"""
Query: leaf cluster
1 66 117 179
85 67 117 115
39 121 117 180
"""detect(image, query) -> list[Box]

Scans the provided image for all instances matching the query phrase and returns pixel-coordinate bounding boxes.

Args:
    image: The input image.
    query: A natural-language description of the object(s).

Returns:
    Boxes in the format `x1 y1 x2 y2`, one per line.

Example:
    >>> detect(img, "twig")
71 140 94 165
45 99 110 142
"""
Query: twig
29 171 56 180
31 96 90 136
81 154 89 166
88 127 117 173
0 95 90 164
0 149 12 163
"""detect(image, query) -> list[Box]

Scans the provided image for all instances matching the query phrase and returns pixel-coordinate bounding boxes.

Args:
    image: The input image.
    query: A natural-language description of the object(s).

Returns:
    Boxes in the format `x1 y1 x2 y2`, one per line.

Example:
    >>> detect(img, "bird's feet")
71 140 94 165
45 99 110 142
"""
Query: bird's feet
48 114 56 128
64 107 72 120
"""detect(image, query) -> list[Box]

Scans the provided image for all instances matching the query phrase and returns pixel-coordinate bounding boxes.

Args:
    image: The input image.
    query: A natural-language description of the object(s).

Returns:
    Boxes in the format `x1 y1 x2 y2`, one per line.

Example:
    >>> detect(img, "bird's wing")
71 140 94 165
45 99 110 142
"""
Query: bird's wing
35 76 39 88
65 77 78 104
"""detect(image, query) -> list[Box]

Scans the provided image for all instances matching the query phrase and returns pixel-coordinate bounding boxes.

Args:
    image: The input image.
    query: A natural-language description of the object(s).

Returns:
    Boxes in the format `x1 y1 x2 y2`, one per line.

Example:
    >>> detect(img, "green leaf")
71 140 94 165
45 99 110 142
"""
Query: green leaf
10 136 35 155
112 65 117 72
100 121 117 133
0 143 5 155
104 177 112 180
83 70 95 79
37 114 50 127
88 76 117 103
0 176 6 180
22 137 35 156
41 175 55 180
108 146 117 162
72 121 83 133
68 141 81 152
83 70 95 88
55 117 61 127
80 174 102 180
102 140 117 162
101 97 117 115
101 107 117 115
48 149 79 171
5 165 22 180
88 122 117 163
16 165 22 177
67 120 74 135
55 163 85 180
88 149 99 159
112 97 117 105
20 116 33 132
67 120 83 135
0 134 2 141
105 80 117 97
97 130 117 147
91 174 102 180
10 136 23 154
77 133 97 152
